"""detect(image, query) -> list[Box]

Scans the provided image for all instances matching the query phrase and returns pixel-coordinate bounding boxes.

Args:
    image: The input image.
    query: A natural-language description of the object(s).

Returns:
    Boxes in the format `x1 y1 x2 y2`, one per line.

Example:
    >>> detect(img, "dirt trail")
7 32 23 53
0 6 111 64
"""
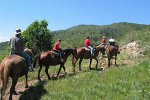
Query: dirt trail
3 79 39 100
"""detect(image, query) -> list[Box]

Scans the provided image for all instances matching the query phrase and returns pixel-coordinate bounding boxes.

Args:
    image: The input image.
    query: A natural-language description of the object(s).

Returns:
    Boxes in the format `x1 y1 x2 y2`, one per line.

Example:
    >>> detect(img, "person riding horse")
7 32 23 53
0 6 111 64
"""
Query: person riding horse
9 29 33 71
84 37 94 57
99 35 107 65
52 39 64 62
109 36 116 47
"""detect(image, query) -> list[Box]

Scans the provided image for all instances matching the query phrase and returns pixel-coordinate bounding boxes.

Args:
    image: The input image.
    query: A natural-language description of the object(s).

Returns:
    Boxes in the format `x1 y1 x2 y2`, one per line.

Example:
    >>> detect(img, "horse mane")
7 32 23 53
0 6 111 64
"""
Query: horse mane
63 48 73 52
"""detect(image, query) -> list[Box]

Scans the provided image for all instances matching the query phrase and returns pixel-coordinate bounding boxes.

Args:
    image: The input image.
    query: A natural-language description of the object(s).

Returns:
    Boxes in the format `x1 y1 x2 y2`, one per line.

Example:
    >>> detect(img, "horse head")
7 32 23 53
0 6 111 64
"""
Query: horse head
63 48 77 58
115 44 120 54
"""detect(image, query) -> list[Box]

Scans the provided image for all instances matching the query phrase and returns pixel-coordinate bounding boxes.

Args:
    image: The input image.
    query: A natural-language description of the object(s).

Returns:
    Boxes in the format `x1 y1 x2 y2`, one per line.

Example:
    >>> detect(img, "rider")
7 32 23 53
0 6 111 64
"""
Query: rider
100 35 107 65
84 37 94 57
109 36 116 46
9 29 33 71
101 35 107 46
52 39 64 62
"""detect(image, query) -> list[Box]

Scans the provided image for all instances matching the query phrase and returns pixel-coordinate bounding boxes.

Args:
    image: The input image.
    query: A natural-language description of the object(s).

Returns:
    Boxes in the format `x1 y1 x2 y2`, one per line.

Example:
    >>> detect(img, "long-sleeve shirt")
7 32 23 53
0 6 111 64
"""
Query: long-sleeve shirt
52 41 60 51
9 36 25 52
84 39 90 47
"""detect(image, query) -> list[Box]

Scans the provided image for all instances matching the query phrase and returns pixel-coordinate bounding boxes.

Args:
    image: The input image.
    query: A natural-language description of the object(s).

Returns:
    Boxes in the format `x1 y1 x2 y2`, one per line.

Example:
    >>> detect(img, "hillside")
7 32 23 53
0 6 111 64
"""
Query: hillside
1 22 150 100
0 41 9 60
52 22 150 50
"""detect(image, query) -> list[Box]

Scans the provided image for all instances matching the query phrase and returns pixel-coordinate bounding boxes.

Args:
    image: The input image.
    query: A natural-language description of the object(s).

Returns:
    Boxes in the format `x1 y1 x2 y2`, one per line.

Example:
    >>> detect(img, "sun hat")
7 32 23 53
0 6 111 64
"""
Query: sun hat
102 36 106 38
14 29 22 34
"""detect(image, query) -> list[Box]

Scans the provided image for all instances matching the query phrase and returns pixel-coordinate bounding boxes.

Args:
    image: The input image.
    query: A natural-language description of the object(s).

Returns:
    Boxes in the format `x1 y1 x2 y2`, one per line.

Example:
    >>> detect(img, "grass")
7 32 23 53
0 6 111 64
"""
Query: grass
17 53 150 100
41 60 150 100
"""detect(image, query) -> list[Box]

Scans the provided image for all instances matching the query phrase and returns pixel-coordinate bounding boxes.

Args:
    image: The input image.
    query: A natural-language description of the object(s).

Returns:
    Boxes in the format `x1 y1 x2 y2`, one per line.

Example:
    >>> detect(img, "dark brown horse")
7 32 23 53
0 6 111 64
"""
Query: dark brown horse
72 45 105 72
0 49 33 100
33 48 77 81
105 45 120 67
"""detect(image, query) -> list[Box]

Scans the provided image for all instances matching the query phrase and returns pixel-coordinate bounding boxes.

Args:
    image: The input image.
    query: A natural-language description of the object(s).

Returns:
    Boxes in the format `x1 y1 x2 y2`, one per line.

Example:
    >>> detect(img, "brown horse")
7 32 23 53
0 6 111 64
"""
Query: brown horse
0 49 33 100
105 45 120 67
33 48 77 81
72 45 105 72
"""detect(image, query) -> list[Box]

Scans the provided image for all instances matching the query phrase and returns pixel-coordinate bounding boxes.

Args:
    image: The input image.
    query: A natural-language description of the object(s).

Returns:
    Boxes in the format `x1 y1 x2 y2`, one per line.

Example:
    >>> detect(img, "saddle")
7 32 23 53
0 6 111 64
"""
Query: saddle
84 47 90 51
51 51 60 57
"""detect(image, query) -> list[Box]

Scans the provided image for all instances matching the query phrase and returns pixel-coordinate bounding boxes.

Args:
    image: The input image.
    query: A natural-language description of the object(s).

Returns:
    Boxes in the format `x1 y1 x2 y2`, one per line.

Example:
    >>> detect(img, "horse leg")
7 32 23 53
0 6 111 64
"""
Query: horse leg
57 64 63 77
94 58 98 69
89 58 92 69
45 66 50 80
62 64 67 74
9 77 18 100
73 58 78 73
107 54 111 67
79 58 83 71
38 65 42 81
115 55 117 65
25 74 28 88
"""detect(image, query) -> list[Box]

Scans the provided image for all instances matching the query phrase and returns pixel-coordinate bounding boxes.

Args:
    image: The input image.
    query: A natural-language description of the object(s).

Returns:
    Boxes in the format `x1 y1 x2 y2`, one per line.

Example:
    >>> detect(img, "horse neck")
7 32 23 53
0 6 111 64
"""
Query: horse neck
95 45 105 54
63 49 73 59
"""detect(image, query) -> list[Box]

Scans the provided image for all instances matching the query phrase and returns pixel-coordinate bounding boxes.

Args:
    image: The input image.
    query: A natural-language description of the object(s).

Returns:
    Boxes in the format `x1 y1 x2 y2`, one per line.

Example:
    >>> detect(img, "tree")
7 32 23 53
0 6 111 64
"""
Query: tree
22 20 52 53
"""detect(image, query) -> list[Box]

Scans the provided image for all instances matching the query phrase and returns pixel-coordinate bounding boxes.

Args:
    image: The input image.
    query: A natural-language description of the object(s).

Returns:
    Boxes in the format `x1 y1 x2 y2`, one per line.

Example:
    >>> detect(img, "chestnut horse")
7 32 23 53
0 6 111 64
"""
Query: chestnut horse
33 48 77 81
0 49 33 100
105 45 120 67
72 45 105 72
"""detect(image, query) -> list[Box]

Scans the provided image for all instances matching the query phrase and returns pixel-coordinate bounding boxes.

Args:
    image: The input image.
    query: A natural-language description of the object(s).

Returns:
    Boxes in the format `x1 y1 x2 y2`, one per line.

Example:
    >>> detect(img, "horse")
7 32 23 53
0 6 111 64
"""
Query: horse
72 45 105 72
105 44 120 67
0 49 33 100
33 48 77 81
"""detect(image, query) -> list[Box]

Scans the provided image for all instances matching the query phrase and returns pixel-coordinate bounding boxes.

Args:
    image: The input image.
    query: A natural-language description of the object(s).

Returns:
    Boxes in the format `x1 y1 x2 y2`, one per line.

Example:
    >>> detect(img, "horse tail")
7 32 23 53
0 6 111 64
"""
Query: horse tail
33 53 40 68
1 62 12 96
72 48 77 64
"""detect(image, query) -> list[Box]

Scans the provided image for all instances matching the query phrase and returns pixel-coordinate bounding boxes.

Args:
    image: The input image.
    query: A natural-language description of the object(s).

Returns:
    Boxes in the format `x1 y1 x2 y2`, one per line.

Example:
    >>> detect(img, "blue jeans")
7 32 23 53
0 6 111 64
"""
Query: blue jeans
88 46 94 56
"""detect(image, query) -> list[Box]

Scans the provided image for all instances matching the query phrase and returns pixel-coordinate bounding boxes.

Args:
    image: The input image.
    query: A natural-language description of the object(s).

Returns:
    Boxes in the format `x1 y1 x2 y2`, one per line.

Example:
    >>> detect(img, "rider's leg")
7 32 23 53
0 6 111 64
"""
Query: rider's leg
9 50 15 56
88 46 94 56
19 52 33 71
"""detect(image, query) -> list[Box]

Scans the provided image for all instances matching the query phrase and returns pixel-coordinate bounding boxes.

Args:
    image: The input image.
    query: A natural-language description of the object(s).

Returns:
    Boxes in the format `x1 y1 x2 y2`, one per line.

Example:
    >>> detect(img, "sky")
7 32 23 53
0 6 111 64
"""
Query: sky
0 0 150 42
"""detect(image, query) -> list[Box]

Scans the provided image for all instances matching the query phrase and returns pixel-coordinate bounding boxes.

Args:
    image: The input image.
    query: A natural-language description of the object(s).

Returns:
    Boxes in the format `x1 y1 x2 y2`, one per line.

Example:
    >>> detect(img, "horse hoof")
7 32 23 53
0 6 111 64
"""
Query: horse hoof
25 86 28 88
12 91 18 95
38 78 42 82
48 78 51 80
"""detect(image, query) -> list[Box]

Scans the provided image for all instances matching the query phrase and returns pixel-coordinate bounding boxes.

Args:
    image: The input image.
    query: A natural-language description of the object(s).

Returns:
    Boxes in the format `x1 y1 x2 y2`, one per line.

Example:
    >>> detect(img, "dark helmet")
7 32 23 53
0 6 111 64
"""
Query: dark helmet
58 39 61 41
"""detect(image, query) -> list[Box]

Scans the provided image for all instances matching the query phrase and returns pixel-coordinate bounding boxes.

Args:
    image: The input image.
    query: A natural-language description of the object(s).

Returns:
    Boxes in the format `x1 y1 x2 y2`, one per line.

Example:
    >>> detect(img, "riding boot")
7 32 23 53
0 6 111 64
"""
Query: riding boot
60 52 64 63
28 65 34 72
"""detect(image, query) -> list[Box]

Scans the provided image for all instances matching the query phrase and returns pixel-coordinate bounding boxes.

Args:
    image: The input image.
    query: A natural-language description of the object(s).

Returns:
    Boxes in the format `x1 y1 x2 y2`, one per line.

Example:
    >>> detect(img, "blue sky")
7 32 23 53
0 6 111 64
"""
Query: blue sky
0 0 150 42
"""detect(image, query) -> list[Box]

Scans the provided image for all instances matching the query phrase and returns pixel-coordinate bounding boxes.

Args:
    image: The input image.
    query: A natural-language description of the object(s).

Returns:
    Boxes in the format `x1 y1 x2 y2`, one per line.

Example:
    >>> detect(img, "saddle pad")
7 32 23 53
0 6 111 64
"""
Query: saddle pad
84 47 90 51
51 51 59 55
